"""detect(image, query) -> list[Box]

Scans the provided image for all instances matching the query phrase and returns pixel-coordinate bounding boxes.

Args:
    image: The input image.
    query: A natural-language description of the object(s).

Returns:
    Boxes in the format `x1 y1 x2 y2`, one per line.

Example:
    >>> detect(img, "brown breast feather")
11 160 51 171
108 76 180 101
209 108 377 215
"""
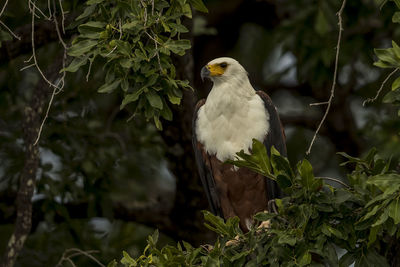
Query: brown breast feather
197 142 268 232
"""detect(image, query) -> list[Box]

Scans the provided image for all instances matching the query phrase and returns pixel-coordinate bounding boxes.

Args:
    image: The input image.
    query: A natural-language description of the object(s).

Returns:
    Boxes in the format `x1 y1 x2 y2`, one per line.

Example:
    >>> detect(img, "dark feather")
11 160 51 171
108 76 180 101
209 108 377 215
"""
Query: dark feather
256 90 287 199
192 100 223 217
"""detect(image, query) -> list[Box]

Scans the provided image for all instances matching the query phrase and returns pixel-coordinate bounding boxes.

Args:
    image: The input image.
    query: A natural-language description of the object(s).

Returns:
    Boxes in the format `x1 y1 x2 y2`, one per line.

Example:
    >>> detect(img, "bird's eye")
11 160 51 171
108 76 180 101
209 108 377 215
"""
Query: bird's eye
220 62 228 68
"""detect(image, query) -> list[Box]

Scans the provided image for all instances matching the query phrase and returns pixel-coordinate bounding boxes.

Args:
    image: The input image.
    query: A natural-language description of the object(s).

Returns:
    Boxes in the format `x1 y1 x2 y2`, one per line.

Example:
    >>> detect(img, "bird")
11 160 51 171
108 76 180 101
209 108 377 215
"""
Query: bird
192 57 287 232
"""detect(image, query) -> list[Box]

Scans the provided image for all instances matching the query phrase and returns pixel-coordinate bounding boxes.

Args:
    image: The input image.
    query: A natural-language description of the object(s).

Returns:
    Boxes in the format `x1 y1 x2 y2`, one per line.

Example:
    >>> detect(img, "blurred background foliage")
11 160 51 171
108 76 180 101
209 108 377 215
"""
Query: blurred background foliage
1 0 400 265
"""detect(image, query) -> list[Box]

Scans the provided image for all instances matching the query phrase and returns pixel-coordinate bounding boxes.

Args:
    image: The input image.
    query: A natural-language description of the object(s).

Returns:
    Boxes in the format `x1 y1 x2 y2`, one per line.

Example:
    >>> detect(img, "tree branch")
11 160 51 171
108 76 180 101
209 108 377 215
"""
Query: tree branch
1 59 63 267
306 0 347 155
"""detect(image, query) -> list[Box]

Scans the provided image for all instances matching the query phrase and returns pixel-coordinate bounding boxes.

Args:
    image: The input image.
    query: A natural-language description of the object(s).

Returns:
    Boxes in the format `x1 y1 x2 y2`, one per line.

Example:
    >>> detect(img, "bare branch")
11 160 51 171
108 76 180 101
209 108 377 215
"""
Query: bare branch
30 7 61 90
20 63 35 71
306 0 347 155
309 101 329 106
0 0 9 18
363 68 399 106
316 176 350 189
33 86 57 145
58 0 66 33
56 249 104 267
0 20 21 40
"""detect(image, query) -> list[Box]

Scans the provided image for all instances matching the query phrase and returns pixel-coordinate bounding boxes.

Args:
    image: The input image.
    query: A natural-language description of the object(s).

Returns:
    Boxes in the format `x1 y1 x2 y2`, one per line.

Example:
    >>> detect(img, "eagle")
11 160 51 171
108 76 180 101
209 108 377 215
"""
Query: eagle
192 57 287 232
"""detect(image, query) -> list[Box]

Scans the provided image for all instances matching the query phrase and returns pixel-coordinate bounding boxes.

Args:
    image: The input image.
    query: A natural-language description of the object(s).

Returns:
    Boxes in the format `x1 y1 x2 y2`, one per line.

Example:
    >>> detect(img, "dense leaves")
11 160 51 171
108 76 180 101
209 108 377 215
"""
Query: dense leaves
63 0 207 129
116 140 400 266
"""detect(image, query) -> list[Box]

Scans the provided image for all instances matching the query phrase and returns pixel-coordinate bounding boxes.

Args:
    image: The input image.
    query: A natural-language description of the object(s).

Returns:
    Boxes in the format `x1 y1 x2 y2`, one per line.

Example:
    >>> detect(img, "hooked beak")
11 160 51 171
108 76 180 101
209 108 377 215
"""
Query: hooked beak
200 66 210 82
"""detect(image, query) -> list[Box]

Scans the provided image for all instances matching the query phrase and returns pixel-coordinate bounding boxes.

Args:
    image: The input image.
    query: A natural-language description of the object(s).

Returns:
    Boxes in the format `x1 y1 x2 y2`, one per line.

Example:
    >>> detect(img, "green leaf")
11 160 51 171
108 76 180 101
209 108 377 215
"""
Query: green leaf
333 189 352 204
299 159 314 190
254 211 276 222
375 48 399 66
86 0 104 4
339 253 355 267
122 21 140 30
393 12 400 23
372 208 389 227
98 79 121 93
61 56 88 72
367 174 400 191
107 259 117 267
383 90 400 104
368 226 379 247
374 60 395 68
163 39 191 56
167 92 181 105
392 41 400 59
169 23 189 33
120 58 133 68
252 139 271 175
323 224 345 239
121 251 137 266
75 5 96 20
360 205 380 222
271 147 293 178
388 198 400 224
394 0 400 9
160 102 173 121
278 233 296 246
68 40 97 57
188 0 208 13
146 91 163 109
299 251 312 266
79 21 106 29
277 174 292 189
392 76 400 91
120 88 144 109
202 210 231 237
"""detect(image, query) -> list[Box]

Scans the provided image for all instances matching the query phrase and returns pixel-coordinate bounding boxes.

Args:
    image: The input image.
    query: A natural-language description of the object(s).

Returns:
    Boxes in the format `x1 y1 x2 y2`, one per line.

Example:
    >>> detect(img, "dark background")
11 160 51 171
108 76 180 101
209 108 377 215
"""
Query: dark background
1 0 400 265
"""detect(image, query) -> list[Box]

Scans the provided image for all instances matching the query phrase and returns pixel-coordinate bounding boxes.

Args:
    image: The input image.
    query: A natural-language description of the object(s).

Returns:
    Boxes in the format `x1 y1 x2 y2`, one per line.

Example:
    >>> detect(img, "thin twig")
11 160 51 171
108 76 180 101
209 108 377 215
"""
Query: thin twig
145 30 163 72
0 0 9 18
53 7 67 48
118 18 122 39
105 45 117 56
309 101 329 106
306 0 347 155
30 6 61 90
28 0 51 20
24 54 34 63
56 248 105 267
33 86 57 145
20 63 35 71
139 0 147 26
47 0 52 19
363 68 399 106
316 176 350 189
31 0 68 145
86 57 94 81
0 20 21 40
58 0 65 33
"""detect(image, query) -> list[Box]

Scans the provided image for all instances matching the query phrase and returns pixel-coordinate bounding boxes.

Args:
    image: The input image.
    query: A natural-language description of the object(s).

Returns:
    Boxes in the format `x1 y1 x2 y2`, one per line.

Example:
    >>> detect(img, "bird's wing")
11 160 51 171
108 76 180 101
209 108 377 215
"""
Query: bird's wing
192 100 223 217
256 90 287 199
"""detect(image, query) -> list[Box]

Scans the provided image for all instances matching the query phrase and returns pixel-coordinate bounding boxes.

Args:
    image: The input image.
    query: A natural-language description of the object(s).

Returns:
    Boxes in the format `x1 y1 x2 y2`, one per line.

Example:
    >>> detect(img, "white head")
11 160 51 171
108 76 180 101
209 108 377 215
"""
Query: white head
200 57 249 86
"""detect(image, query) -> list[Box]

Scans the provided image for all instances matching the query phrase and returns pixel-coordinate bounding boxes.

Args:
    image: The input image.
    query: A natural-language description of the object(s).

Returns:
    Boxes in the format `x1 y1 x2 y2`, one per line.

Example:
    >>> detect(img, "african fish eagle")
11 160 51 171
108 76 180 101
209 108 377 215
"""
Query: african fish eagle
192 57 287 232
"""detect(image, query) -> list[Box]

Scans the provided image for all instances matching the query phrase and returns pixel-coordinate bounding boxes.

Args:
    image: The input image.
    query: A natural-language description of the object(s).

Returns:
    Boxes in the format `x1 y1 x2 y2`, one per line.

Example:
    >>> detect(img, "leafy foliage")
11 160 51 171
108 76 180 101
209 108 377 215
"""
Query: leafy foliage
372 1 400 116
64 0 207 129
115 140 400 266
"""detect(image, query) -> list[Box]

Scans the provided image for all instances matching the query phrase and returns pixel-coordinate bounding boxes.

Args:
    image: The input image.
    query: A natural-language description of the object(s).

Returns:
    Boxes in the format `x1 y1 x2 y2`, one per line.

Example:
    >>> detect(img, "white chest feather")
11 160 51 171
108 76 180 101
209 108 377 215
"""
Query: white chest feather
196 84 270 162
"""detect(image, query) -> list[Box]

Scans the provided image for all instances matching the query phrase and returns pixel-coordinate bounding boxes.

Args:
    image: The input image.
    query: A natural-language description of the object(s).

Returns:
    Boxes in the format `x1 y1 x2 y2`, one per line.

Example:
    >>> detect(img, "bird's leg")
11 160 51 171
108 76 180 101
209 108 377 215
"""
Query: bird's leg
257 200 279 233
225 235 240 247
